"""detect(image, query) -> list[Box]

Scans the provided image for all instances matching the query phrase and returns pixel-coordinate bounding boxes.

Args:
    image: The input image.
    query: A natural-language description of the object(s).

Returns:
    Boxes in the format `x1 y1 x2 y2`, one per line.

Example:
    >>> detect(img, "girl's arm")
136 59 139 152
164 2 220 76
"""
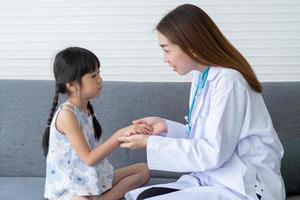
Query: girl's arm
56 109 151 166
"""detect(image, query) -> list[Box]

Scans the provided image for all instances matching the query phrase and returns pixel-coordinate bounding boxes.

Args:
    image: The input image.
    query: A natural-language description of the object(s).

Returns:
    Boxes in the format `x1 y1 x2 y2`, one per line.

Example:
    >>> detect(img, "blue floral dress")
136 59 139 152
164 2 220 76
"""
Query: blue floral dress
44 102 114 199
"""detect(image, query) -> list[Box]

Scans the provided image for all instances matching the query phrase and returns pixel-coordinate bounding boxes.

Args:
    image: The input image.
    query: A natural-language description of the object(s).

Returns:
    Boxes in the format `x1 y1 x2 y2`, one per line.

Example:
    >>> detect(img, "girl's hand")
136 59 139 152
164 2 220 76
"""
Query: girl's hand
132 117 167 135
119 134 149 149
120 124 153 137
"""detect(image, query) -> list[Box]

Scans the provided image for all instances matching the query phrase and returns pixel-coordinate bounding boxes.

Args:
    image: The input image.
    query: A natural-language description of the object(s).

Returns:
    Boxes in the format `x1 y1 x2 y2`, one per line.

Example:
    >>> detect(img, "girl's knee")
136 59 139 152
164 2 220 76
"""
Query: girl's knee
136 162 148 171
126 162 150 186
138 163 151 184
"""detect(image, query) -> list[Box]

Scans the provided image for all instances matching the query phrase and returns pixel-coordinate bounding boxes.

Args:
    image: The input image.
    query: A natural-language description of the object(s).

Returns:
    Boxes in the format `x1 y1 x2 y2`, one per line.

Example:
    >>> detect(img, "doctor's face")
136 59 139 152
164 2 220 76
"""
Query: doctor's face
157 31 199 75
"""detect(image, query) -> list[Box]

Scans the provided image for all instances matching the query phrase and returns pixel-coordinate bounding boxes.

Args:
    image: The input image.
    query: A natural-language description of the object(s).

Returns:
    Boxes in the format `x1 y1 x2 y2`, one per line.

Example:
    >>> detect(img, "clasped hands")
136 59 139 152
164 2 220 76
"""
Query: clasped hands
117 117 167 149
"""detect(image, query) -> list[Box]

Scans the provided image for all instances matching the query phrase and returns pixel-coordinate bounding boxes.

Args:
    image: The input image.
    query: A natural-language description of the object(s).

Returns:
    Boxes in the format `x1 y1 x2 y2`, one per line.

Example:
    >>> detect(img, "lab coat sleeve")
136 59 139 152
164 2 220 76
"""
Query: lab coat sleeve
147 80 247 172
160 119 189 139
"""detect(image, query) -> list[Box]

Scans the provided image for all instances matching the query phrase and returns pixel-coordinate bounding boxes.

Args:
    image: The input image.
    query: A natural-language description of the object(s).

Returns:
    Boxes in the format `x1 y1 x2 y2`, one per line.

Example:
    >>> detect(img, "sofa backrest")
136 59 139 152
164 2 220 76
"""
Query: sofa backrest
261 82 300 195
0 80 190 177
0 80 299 194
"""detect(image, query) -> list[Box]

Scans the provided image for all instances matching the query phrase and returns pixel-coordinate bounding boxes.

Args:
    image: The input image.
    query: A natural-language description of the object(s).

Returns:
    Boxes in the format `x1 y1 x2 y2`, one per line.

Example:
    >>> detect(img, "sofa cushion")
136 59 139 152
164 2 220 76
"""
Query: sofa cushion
0 177 178 200
1 177 299 200
0 177 45 200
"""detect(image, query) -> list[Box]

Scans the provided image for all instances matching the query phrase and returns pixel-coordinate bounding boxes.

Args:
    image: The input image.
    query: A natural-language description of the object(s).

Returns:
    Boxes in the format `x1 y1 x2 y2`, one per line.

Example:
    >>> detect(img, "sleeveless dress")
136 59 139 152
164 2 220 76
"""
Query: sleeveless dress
44 102 114 199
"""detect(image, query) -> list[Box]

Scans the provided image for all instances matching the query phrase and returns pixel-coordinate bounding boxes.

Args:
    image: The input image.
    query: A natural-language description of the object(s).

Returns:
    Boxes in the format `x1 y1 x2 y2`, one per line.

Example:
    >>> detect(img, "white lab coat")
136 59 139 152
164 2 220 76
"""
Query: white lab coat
125 67 285 200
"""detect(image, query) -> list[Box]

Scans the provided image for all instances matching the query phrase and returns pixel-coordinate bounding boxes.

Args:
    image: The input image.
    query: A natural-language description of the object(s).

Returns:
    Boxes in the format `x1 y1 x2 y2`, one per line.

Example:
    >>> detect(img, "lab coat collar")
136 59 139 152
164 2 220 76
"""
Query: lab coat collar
193 67 222 82
207 67 223 81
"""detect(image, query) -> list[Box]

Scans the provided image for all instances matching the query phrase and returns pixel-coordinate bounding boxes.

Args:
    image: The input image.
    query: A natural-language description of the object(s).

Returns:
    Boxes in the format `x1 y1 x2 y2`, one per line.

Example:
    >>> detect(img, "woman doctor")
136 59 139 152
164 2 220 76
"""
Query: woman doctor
119 4 285 200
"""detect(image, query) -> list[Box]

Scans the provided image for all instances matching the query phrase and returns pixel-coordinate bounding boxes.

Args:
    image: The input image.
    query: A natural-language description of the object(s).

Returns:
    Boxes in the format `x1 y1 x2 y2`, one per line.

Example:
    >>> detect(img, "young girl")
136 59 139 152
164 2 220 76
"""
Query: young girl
119 4 285 200
42 47 151 200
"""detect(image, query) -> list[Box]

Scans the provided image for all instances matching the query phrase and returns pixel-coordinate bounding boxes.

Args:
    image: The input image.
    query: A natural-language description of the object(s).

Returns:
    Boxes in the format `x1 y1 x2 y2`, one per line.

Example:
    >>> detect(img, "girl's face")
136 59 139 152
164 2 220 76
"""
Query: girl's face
156 31 205 75
80 68 103 99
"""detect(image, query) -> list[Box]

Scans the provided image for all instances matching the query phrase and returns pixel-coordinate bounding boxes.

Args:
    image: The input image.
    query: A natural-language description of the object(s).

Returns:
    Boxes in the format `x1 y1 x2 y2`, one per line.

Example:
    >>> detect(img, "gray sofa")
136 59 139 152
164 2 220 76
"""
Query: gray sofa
0 80 299 200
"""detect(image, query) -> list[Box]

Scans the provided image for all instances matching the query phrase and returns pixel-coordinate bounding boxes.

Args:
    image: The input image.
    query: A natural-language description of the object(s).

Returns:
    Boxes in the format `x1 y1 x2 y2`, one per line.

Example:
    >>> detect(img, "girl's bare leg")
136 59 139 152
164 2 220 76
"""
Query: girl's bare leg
94 163 150 200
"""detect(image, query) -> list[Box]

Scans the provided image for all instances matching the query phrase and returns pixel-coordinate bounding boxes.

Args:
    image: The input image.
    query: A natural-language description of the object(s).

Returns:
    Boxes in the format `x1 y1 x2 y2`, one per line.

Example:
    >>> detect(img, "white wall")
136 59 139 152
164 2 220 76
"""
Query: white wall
0 0 299 82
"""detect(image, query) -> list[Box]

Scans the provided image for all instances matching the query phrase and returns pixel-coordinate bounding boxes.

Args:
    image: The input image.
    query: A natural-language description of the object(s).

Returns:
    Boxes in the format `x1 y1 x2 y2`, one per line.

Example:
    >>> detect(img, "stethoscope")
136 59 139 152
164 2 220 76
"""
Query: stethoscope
184 67 210 134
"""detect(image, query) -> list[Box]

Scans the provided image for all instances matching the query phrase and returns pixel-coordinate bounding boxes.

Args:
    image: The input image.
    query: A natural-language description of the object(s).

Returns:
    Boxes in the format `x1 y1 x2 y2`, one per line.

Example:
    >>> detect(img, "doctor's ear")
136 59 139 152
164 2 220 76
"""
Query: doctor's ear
189 50 198 58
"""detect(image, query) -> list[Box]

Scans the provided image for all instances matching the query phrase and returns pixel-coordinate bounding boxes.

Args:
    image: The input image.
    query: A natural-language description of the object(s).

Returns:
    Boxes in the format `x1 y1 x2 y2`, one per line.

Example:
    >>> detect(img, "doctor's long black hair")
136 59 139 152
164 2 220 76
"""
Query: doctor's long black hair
156 4 262 93
42 47 102 156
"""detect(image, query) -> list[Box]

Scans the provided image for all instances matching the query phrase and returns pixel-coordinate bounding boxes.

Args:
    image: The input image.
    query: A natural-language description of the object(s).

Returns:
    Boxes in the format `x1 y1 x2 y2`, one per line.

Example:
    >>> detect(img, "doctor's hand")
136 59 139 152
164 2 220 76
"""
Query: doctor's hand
132 117 167 135
118 134 150 149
